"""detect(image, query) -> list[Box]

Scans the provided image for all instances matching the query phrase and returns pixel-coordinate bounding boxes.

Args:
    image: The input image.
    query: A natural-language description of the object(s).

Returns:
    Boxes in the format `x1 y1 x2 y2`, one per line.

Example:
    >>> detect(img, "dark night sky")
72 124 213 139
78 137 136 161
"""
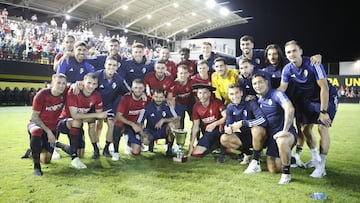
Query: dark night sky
198 0 360 63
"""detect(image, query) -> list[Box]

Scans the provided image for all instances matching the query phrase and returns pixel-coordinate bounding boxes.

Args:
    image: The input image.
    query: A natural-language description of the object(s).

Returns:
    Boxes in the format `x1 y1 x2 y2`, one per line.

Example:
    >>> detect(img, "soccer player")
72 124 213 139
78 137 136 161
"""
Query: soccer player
211 57 239 105
118 42 154 91
219 84 267 165
113 79 151 160
279 40 338 178
237 35 266 70
178 47 197 77
158 46 177 79
190 59 211 86
87 38 123 71
238 58 271 97
53 34 75 72
27 73 67 176
140 88 181 156
57 73 108 169
57 41 94 84
199 41 236 73
252 74 297 184
188 84 226 158
143 60 174 97
94 56 128 157
168 64 195 129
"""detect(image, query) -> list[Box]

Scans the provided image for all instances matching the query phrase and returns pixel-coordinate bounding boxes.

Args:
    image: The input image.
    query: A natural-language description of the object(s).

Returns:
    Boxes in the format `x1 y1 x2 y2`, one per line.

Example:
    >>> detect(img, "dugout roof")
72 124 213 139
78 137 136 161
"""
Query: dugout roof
2 0 249 40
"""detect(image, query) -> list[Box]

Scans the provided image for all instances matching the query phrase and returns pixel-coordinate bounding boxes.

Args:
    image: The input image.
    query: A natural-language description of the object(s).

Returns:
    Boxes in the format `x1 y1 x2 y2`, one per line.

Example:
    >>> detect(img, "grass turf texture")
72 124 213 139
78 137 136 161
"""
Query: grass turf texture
0 104 359 202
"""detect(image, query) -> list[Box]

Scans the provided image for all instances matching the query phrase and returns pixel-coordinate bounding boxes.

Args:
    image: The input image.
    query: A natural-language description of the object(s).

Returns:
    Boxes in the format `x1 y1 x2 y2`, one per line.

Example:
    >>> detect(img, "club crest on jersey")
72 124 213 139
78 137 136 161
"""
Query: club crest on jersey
267 99 273 106
162 111 167 117
304 69 308 77
255 58 261 65
142 68 146 73
112 82 117 89
80 68 84 74
243 110 248 117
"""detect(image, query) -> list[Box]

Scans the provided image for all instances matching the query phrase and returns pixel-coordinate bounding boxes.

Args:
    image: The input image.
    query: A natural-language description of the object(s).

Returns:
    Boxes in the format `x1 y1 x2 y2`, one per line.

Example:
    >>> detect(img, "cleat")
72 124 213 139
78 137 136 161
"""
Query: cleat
278 174 291 184
212 148 221 154
244 160 261 174
33 168 43 176
305 159 320 168
291 153 305 168
240 154 251 165
91 151 100 159
102 148 111 157
71 157 87 169
111 152 120 161
52 148 61 160
310 166 326 178
108 143 115 156
21 149 32 159
216 154 225 164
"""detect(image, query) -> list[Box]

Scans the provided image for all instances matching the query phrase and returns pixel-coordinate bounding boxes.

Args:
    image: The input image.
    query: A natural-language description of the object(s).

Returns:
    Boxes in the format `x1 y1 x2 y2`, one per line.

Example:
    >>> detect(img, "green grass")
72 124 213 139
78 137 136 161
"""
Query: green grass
0 104 359 202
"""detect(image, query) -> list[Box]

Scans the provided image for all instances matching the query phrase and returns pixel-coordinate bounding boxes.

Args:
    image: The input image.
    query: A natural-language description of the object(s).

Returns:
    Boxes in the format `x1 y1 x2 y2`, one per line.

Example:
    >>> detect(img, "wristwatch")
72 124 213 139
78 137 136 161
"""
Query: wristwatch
320 110 327 114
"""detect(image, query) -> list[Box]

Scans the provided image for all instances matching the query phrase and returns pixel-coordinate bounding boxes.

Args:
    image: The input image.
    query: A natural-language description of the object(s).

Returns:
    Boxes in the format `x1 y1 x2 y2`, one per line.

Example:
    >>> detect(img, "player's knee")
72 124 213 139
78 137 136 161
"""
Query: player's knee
29 127 43 137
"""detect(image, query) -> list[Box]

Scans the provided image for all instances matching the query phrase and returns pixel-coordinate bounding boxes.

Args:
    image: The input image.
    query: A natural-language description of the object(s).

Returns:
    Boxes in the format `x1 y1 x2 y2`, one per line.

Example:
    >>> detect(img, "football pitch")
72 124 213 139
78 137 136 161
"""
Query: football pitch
0 104 359 202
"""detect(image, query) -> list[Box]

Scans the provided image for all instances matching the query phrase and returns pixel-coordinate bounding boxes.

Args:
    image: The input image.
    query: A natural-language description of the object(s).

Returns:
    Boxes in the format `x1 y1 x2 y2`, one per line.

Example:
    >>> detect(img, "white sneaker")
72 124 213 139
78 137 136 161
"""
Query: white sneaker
291 153 305 168
52 148 61 160
244 160 261 174
108 143 114 156
71 157 87 169
305 159 320 168
278 174 291 184
240 154 251 165
310 166 327 178
111 152 120 161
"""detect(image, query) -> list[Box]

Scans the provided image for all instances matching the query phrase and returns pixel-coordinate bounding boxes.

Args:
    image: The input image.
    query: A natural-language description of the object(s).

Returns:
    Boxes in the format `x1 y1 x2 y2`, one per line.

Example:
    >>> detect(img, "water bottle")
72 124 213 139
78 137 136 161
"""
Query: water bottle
310 192 327 200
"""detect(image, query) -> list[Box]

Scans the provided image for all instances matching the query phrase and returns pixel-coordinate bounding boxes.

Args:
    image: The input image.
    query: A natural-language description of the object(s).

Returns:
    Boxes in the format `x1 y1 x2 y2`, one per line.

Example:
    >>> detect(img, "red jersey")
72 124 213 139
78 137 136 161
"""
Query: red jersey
190 73 212 86
31 88 66 131
169 79 195 106
192 98 225 130
166 60 177 79
143 72 173 95
177 60 197 76
59 88 103 119
116 93 149 123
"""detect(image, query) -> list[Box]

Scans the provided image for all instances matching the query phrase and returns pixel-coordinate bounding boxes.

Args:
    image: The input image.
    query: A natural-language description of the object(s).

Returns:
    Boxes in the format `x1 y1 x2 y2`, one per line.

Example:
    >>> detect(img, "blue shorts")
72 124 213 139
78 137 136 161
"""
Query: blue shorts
266 127 297 158
197 127 222 151
27 122 55 153
125 126 142 146
144 127 167 140
57 118 85 148
296 95 338 125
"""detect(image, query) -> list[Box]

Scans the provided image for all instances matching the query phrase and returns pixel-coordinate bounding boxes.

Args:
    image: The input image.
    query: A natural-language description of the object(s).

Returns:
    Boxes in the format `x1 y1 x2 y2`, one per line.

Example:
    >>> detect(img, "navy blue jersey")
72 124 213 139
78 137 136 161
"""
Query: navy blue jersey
141 101 176 131
239 69 271 97
225 99 267 130
257 89 296 133
118 56 154 91
57 56 94 83
94 69 128 110
236 49 266 70
86 54 123 71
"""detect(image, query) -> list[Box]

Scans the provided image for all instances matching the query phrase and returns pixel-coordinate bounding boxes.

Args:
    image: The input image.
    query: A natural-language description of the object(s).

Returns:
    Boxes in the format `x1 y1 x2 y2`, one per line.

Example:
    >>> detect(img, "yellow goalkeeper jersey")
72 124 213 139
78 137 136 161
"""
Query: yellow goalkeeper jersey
211 69 239 105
